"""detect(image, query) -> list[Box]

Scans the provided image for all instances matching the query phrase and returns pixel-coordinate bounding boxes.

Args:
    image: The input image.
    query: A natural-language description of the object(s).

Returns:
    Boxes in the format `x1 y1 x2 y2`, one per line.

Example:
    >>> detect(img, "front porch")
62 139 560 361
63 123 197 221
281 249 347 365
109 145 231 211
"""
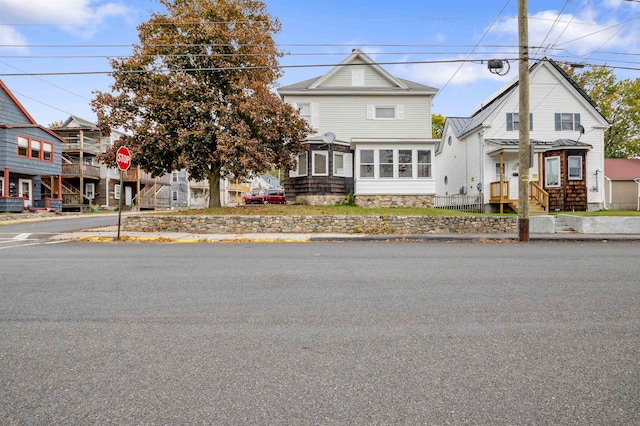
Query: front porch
489 180 549 214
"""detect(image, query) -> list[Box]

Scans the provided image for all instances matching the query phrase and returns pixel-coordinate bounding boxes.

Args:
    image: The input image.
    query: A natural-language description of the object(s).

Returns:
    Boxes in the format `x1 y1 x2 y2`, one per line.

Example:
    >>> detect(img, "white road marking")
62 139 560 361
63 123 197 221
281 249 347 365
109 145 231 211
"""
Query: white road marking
13 233 32 240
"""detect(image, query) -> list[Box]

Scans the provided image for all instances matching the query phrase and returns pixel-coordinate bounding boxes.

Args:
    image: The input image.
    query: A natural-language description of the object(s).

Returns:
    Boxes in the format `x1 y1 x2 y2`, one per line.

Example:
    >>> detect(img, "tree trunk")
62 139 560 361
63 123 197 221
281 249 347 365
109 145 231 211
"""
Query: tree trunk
207 163 222 208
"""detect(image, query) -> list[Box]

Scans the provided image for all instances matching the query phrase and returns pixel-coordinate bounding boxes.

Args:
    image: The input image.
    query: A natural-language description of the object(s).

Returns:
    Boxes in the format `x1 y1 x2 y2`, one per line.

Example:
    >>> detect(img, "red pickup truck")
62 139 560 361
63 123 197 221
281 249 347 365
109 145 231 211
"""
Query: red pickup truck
243 189 286 205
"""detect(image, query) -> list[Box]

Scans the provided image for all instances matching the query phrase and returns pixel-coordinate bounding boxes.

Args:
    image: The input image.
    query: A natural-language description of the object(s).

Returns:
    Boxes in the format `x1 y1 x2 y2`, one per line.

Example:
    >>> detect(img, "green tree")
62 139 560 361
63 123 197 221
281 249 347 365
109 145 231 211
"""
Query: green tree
92 0 310 207
562 64 640 158
432 113 445 139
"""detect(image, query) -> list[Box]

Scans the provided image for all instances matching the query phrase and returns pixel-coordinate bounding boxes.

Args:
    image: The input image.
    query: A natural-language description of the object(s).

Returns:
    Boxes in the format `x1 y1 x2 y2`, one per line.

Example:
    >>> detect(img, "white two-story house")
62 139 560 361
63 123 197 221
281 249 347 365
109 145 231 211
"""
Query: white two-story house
278 49 439 207
436 59 608 213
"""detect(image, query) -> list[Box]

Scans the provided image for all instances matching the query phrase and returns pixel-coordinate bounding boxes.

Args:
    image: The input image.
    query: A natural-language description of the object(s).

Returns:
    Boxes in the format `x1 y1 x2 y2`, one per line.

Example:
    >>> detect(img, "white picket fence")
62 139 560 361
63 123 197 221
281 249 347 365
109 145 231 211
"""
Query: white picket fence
433 194 484 213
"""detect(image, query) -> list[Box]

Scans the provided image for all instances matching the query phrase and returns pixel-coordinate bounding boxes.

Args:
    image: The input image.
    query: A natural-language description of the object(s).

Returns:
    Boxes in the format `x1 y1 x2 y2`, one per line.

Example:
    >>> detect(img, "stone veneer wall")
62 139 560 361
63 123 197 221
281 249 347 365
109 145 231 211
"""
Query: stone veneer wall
356 195 435 208
124 215 517 234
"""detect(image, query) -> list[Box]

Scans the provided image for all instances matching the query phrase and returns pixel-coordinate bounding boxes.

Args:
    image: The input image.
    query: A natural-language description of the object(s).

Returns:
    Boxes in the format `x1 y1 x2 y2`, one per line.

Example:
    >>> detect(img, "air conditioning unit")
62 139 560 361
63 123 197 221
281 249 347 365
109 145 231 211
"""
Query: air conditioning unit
459 186 467 195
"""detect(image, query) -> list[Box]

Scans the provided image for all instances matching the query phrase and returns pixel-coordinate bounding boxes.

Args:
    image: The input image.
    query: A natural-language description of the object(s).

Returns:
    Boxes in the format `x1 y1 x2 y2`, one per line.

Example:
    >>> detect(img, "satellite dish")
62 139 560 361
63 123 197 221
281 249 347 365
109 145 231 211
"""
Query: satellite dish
322 132 336 144
578 124 585 135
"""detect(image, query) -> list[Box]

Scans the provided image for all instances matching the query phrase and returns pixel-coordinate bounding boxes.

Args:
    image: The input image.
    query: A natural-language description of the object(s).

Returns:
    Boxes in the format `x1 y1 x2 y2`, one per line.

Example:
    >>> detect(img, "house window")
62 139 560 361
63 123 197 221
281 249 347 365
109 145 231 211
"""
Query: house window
360 149 374 178
312 151 328 176
0 177 4 196
555 113 580 131
172 171 179 182
495 162 506 181
30 140 41 159
297 153 307 176
334 152 345 177
545 157 560 187
18 137 28 157
298 103 311 122
172 190 178 201
85 183 95 200
42 143 53 161
568 156 583 180
417 150 432 178
398 150 412 178
367 105 404 120
506 113 533 131
379 149 394 178
114 184 121 200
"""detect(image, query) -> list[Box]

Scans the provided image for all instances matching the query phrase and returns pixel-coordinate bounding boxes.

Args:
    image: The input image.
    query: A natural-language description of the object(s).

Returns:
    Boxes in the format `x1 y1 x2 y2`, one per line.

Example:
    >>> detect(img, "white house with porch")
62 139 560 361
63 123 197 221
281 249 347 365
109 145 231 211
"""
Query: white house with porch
436 59 608 213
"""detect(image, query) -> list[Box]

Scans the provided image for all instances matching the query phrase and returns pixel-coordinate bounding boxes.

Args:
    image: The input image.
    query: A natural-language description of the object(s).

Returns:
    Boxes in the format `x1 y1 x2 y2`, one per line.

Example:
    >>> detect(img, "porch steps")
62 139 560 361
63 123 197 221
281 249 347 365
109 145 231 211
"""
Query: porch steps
509 199 547 215
554 216 577 233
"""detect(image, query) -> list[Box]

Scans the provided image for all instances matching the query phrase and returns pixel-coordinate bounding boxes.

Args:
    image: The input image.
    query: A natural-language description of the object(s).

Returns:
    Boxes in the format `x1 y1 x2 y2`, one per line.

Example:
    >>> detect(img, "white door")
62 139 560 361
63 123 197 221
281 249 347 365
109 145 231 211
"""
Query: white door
125 186 132 206
19 179 32 208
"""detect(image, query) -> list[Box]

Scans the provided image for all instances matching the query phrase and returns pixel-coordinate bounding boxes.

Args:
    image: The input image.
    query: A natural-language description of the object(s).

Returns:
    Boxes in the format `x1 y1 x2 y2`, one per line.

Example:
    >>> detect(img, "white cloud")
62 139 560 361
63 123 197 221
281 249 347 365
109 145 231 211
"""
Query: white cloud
0 26 27 51
1 0 130 37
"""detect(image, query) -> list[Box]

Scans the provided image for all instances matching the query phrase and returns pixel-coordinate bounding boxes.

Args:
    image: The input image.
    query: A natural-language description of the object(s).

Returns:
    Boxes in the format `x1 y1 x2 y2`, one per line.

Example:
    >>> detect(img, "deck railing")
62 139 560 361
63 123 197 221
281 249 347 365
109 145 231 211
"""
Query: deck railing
62 163 101 178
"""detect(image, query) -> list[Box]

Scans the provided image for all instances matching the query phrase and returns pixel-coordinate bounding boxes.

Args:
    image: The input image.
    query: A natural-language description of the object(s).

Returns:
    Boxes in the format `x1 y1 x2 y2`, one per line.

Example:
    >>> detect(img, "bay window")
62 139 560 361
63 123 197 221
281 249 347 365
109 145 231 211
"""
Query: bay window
545 157 560 187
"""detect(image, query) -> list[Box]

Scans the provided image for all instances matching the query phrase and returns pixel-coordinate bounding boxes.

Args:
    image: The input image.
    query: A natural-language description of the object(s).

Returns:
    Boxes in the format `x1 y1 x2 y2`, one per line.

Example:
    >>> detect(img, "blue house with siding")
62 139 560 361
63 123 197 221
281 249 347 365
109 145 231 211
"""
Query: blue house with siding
0 80 63 212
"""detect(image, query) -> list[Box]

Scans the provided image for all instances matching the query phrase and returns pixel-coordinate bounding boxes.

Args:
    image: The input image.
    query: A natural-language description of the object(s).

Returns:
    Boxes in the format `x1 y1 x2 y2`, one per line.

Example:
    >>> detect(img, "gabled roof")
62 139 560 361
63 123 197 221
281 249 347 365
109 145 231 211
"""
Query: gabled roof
453 58 608 139
0 79 37 125
604 158 640 180
0 79 65 143
278 49 437 95
55 115 100 130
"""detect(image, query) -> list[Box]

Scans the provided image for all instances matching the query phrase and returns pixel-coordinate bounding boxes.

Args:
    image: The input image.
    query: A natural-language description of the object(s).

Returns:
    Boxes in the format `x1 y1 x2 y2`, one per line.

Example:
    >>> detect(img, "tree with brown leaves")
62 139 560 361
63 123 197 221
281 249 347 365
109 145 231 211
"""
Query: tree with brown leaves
92 0 310 207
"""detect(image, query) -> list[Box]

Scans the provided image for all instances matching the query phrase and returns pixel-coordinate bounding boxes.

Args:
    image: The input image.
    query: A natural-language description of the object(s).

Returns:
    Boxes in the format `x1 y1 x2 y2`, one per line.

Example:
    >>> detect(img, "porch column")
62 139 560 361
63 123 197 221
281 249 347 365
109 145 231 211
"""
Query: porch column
57 175 63 200
538 151 543 184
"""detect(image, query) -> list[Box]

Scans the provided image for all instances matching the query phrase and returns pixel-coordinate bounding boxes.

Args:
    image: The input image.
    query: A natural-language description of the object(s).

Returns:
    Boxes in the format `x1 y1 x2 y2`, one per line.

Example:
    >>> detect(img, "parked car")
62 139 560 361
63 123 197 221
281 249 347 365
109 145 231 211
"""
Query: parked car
243 191 265 204
264 189 286 204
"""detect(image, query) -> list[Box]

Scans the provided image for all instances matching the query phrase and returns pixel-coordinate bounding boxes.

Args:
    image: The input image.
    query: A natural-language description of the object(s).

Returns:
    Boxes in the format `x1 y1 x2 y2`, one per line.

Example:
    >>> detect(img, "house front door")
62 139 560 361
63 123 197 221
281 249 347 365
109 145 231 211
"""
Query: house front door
19 179 32 208
125 186 132 206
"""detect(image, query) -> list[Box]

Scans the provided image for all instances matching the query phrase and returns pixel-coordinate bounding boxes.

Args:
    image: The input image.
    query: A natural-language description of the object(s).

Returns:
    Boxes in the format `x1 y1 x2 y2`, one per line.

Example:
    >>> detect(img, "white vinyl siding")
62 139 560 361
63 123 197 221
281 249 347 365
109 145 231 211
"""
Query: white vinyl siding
293 102 319 130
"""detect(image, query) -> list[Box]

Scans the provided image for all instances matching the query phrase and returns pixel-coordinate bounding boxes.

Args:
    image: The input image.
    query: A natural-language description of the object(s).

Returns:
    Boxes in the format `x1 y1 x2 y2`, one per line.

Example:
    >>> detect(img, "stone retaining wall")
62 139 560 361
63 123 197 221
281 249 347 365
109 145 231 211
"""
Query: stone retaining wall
124 215 517 234
356 195 435 208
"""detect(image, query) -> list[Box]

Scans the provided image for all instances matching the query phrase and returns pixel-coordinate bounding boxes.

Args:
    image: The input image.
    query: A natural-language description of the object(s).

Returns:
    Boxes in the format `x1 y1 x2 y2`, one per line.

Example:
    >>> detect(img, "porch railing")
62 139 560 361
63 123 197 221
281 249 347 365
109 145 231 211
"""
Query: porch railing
62 163 101 178
489 181 510 202
530 181 549 212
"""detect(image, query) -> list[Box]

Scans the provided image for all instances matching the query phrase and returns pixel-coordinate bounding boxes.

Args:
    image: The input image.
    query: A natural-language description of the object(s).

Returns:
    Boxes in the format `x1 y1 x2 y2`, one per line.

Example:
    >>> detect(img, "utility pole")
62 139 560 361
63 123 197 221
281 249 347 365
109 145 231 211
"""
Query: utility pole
518 0 531 242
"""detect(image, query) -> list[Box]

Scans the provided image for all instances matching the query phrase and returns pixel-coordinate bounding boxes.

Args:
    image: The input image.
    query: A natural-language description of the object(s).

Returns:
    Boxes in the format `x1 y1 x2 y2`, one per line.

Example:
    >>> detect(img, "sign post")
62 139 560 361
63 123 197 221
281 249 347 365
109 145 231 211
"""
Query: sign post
116 146 131 241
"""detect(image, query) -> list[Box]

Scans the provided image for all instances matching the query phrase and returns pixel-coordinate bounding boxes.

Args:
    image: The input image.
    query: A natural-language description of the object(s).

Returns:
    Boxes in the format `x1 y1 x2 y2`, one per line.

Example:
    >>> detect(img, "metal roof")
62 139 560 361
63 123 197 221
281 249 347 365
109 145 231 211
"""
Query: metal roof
604 158 640 180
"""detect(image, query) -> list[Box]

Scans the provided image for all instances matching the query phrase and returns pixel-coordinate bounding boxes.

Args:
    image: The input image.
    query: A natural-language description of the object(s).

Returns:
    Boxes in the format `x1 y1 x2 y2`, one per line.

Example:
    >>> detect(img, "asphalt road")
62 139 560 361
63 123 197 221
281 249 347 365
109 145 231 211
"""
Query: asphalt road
1 241 638 424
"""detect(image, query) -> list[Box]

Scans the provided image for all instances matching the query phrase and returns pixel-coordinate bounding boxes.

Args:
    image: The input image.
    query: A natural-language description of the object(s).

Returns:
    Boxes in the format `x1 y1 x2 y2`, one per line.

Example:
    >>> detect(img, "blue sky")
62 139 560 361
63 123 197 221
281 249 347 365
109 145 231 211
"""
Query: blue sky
1 0 639 126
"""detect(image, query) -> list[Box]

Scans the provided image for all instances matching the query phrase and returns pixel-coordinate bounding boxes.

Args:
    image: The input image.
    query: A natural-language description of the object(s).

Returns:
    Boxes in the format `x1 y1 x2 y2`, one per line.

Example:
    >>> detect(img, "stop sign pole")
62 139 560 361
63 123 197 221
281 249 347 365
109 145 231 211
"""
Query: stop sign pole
116 146 131 241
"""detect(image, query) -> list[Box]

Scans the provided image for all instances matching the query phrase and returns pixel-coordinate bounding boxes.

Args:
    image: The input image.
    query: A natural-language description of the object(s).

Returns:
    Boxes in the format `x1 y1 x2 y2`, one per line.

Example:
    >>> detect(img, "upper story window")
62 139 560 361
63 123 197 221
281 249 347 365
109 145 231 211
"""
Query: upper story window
506 112 533 131
17 135 53 162
293 102 319 129
367 105 404 120
172 171 179 182
555 113 580 131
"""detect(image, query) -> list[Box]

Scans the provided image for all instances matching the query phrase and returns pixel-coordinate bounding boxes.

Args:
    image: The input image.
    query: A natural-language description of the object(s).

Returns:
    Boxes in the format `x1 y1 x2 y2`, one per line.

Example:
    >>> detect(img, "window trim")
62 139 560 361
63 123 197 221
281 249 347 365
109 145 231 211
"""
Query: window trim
506 112 533 131
568 155 583 180
545 157 561 188
297 153 308 177
378 149 394 178
172 190 179 201
311 150 329 176
85 183 95 200
398 149 413 179
367 105 404 120
172 171 179 182
333 152 345 177
16 135 54 162
555 113 581 131
417 149 432 179
359 149 375 179
114 184 121 200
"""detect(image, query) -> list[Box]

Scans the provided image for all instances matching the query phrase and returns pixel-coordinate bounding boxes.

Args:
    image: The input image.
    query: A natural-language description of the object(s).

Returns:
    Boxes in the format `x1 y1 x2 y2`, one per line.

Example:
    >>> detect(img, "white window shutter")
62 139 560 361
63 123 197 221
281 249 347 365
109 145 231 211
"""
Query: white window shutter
367 105 374 120
344 153 353 177
310 102 320 129
397 105 405 120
